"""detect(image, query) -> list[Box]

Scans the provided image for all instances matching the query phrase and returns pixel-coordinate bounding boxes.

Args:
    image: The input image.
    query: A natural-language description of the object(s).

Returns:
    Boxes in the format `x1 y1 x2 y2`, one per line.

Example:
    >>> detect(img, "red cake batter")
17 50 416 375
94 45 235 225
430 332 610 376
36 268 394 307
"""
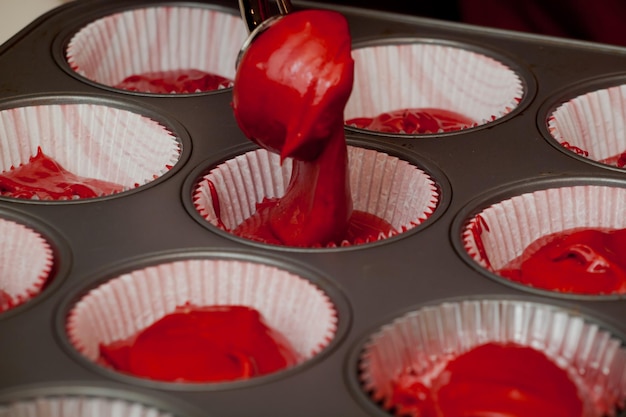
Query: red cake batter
0 147 124 199
560 141 589 157
115 69 233 93
497 227 626 294
230 197 395 246
391 342 583 417
347 108 475 134
560 141 626 169
600 152 626 168
99 304 300 383
231 10 396 246
0 289 13 313
561 142 626 168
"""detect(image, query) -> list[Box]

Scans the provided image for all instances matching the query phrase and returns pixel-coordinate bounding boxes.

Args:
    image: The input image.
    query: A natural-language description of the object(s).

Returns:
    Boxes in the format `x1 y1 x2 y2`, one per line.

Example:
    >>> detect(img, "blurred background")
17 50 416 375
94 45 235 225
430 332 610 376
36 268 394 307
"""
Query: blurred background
314 0 626 47
2 0 626 47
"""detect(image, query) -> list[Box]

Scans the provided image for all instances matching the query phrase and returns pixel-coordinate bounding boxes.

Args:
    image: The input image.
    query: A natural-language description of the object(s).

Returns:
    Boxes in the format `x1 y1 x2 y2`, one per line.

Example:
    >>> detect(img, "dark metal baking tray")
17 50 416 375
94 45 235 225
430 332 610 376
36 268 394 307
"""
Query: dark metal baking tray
1 1 625 416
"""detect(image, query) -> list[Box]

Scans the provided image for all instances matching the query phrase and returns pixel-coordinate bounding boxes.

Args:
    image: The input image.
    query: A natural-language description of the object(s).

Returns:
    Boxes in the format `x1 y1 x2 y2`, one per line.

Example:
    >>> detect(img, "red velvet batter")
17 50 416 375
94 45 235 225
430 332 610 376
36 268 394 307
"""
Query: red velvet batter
600 152 626 168
560 141 589 157
99 305 300 383
232 10 363 247
560 142 626 168
231 197 395 246
346 108 475 134
0 289 13 313
0 147 124 199
115 69 233 93
391 342 583 417
497 227 626 294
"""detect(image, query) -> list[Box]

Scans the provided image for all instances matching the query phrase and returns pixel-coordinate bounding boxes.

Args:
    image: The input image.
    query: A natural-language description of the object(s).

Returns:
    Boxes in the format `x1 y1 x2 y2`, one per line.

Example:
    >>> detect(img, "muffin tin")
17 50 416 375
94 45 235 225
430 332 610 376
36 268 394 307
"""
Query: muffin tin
1 0 626 416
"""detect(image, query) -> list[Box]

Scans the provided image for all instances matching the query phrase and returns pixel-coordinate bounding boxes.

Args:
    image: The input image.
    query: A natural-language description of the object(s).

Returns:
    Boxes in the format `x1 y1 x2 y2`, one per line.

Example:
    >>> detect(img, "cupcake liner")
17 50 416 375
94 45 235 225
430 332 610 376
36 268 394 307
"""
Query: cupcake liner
548 84 626 168
192 146 440 247
462 184 626 294
0 218 53 313
0 103 180 200
66 6 248 93
66 258 338 382
359 299 626 417
0 394 176 417
345 42 523 133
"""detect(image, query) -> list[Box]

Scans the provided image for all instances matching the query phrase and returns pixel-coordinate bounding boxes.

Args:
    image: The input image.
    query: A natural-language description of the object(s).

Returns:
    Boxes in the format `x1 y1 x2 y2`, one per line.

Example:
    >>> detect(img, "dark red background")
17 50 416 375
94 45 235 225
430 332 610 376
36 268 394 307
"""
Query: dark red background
317 0 626 47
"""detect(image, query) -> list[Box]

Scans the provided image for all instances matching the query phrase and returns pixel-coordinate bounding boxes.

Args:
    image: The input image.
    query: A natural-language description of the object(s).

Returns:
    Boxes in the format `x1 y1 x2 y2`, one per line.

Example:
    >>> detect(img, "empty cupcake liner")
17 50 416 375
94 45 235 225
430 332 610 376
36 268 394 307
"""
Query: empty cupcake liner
66 257 338 382
359 299 626 417
0 103 180 200
66 5 248 93
462 184 626 295
345 42 524 133
548 84 626 168
0 218 53 313
0 394 177 417
192 146 440 247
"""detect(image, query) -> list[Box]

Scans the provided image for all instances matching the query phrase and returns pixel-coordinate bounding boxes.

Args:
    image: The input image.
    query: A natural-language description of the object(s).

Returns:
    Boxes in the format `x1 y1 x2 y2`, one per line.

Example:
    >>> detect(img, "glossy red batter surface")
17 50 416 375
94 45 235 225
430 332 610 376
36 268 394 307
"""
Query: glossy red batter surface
347 108 475 134
497 227 626 294
115 69 233 93
99 305 300 383
231 10 377 247
391 342 583 417
231 197 394 246
0 147 124 199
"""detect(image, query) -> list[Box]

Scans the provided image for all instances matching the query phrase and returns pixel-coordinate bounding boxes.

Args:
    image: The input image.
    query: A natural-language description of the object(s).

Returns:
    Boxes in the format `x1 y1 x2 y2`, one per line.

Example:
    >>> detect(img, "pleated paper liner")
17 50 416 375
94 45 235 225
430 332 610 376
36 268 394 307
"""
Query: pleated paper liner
65 257 338 384
0 102 180 200
461 183 626 297
0 218 53 313
0 385 200 417
65 5 247 94
548 82 626 169
192 146 440 248
358 299 626 417
345 40 524 136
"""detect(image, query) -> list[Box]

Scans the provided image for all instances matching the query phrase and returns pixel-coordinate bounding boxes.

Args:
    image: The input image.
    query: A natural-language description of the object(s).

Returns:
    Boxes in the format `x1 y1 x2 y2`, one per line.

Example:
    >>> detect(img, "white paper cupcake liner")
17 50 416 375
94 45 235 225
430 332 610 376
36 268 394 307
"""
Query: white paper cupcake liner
0 103 180 200
359 299 626 417
66 6 248 92
0 218 53 313
192 146 439 247
463 184 626 274
0 395 176 417
66 258 338 382
548 84 626 167
345 42 523 133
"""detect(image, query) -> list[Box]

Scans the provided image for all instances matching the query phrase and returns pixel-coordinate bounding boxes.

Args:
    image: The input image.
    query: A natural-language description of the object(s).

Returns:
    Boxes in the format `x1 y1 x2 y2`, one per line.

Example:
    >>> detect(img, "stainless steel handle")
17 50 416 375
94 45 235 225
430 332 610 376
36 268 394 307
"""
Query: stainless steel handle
238 0 293 32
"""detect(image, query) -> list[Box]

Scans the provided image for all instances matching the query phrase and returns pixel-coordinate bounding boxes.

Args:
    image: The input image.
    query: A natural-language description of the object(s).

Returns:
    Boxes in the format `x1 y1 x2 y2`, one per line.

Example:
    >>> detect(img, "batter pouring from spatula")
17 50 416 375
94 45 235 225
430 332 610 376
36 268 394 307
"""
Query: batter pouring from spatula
231 0 394 247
